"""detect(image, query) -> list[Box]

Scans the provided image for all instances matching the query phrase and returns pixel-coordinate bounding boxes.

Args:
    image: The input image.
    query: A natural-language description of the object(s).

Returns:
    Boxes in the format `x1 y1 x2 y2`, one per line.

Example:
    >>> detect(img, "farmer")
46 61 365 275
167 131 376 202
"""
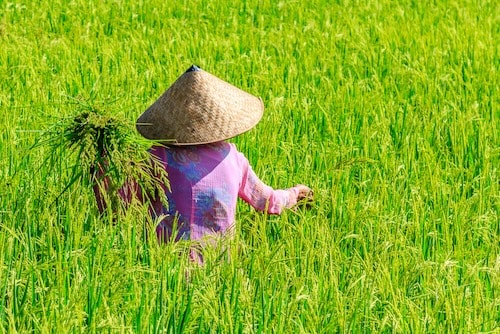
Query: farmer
94 65 313 259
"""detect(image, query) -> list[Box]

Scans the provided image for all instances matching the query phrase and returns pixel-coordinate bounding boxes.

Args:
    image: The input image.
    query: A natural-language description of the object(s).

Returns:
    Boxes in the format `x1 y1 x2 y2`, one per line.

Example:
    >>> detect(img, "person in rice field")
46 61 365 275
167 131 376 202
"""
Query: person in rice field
93 65 313 262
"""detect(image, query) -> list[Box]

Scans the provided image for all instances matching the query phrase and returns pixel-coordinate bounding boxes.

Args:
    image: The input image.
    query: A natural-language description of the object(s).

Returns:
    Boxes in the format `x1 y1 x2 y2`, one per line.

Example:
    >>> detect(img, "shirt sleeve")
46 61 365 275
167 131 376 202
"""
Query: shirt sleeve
92 162 142 213
235 149 300 215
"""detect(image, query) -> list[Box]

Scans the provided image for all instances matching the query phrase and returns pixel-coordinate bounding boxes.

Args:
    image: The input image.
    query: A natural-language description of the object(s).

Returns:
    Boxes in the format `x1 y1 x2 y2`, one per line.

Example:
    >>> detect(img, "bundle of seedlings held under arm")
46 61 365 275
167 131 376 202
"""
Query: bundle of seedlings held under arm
44 104 169 215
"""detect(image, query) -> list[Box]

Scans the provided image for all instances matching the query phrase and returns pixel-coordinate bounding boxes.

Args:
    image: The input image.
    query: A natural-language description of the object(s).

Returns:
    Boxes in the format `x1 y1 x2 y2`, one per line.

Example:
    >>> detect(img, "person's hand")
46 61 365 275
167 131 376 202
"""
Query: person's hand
295 184 314 207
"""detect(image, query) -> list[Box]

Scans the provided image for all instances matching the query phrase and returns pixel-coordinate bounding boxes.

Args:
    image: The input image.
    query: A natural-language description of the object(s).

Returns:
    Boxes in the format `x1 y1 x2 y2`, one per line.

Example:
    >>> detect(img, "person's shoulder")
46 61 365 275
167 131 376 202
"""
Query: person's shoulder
210 141 237 152
222 142 251 169
148 144 169 161
226 142 238 151
222 142 243 157
149 144 166 153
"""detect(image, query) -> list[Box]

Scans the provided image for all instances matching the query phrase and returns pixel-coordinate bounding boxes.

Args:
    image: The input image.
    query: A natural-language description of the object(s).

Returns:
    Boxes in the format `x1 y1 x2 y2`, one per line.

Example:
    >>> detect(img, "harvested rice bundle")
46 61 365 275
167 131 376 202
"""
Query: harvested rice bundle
42 102 168 214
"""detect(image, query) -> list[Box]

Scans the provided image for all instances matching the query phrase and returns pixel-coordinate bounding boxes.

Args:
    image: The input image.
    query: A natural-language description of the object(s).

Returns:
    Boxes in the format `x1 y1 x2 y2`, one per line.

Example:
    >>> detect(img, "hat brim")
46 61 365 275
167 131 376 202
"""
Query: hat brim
136 67 264 145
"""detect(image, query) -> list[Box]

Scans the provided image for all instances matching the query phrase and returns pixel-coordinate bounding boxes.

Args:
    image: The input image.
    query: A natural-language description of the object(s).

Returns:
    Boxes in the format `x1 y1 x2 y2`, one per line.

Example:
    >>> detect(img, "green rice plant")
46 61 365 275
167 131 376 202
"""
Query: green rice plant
0 0 498 332
35 97 169 215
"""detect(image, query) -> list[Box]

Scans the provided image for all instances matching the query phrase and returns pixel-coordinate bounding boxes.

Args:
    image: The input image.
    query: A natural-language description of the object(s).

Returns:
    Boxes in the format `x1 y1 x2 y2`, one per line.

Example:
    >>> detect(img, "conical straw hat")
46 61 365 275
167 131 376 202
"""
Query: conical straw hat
136 65 264 145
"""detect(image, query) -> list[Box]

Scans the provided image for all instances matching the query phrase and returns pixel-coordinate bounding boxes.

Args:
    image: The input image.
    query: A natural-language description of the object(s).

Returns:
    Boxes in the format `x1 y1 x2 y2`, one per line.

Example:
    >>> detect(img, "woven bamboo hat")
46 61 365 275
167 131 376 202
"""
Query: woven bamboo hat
136 65 264 145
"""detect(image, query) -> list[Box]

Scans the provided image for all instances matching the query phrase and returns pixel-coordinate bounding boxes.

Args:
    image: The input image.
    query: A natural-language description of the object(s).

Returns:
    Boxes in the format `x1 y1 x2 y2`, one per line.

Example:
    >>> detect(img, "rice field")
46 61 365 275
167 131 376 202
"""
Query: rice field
0 0 499 332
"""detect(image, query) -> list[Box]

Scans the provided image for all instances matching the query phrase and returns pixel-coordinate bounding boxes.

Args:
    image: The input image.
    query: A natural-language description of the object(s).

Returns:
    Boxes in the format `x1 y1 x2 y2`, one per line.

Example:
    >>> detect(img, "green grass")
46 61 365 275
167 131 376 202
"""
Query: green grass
1 0 499 332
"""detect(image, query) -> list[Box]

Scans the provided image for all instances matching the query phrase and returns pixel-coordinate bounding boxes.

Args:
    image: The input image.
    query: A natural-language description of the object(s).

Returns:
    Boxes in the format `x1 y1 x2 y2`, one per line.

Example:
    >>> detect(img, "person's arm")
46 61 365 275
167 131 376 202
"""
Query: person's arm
90 162 109 213
236 153 313 214
90 160 141 214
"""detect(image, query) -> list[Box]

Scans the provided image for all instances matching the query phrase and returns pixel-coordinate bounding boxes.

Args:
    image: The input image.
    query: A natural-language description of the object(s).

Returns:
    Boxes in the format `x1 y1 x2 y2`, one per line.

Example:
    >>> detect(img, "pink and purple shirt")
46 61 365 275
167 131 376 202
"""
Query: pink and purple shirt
95 141 301 242
149 141 300 241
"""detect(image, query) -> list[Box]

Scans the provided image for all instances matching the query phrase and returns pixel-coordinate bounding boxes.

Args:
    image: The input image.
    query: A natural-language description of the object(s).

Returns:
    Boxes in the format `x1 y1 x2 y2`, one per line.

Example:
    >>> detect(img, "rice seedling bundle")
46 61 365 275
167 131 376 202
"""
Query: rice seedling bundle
40 100 169 214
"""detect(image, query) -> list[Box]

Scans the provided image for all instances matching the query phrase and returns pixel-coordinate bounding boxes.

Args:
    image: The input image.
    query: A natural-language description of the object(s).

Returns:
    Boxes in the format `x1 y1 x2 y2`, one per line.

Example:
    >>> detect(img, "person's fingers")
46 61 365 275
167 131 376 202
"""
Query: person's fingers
296 185 313 202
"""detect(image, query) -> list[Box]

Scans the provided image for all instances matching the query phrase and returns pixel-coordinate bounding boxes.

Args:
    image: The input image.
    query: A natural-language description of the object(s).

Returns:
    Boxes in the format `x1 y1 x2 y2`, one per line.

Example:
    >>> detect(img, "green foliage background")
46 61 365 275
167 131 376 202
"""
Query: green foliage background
0 0 498 332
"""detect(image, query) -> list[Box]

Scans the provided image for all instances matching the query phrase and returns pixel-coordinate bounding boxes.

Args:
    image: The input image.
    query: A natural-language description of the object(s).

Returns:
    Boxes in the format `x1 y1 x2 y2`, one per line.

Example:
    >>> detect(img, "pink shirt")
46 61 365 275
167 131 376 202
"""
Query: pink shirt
149 141 300 241
95 141 301 242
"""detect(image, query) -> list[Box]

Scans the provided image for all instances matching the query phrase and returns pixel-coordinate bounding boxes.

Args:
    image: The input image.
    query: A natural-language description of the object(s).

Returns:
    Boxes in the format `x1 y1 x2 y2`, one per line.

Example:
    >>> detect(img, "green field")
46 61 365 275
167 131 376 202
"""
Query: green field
1 0 499 332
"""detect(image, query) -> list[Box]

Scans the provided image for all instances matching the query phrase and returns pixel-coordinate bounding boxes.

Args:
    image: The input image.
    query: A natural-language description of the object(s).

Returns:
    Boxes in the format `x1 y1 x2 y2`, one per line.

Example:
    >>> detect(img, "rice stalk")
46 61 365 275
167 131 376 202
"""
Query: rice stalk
37 98 169 215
